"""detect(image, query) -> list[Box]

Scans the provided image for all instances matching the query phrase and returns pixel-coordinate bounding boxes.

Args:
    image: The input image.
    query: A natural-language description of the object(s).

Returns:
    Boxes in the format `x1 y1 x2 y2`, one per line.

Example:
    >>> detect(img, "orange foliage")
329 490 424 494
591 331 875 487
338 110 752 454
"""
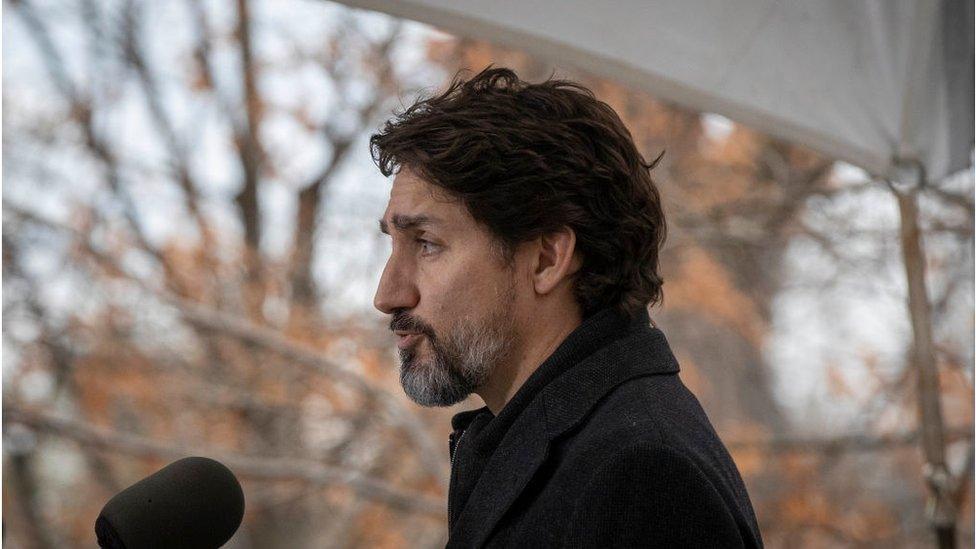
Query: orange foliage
674 352 712 402
665 246 767 348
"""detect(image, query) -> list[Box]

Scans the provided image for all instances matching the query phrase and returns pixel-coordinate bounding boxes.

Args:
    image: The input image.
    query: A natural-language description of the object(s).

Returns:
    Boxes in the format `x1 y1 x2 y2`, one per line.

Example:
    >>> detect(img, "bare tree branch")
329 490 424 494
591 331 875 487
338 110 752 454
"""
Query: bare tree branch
3 203 449 482
726 427 973 454
926 185 974 218
11 0 177 285
118 0 217 269
287 22 403 315
4 403 444 517
233 0 267 321
4 451 59 549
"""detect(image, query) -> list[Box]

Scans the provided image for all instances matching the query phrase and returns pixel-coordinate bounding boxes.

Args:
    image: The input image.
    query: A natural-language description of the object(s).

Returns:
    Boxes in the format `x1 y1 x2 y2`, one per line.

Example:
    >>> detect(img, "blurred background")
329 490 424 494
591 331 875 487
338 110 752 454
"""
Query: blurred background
2 0 973 547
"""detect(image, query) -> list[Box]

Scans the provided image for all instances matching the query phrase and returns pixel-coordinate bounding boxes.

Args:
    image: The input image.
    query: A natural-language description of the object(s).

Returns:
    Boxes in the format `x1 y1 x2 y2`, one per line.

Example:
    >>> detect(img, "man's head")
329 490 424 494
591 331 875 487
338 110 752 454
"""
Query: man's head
372 67 666 407
374 168 528 407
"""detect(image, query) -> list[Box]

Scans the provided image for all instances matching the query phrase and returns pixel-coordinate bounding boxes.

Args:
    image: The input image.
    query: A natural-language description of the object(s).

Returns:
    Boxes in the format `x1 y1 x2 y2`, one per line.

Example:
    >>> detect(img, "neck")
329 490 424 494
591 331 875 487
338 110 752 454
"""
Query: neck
475 304 582 414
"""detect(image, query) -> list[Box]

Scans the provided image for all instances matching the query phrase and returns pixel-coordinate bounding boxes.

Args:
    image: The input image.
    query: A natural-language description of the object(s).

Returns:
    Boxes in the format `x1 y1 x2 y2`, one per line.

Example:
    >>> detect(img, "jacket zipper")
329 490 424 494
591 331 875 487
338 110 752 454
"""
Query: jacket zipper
447 429 467 529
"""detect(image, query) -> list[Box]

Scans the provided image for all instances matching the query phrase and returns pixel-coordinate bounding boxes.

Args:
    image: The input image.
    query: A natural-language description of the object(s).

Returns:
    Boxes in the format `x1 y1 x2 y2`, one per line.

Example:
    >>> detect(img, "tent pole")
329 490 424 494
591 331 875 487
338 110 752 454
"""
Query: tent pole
889 167 956 549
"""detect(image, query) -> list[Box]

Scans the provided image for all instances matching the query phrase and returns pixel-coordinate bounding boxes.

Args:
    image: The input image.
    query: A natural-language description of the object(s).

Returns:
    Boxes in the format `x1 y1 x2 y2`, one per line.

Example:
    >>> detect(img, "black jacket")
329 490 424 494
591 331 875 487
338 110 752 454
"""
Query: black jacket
446 307 763 548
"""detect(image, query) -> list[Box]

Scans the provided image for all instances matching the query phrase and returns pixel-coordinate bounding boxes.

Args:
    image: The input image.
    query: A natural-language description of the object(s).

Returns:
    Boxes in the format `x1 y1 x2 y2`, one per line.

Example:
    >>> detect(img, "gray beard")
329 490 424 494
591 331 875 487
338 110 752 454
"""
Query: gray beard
398 306 516 407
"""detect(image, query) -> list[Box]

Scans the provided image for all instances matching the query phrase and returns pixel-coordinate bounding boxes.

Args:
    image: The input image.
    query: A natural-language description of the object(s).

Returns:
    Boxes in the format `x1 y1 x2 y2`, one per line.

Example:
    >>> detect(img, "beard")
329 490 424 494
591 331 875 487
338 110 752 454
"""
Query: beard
397 285 517 407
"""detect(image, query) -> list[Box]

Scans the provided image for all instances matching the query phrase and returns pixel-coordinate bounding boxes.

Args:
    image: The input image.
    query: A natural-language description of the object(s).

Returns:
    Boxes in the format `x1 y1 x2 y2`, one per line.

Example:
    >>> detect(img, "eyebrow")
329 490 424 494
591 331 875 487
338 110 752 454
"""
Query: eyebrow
378 214 443 235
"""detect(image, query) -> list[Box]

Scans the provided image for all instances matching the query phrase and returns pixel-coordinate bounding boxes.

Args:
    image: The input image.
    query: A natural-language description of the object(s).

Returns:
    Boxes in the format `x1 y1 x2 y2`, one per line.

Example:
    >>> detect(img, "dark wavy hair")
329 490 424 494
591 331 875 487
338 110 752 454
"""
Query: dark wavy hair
370 66 666 320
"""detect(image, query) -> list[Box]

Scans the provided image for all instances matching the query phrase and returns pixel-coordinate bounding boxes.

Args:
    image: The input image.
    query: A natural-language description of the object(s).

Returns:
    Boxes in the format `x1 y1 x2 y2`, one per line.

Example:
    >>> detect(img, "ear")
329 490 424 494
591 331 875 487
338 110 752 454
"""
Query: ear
531 226 582 296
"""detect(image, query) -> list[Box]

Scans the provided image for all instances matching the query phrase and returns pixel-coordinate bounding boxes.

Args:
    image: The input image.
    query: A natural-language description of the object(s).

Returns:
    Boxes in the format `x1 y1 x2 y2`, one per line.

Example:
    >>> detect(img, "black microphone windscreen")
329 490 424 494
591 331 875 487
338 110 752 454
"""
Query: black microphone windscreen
95 456 245 549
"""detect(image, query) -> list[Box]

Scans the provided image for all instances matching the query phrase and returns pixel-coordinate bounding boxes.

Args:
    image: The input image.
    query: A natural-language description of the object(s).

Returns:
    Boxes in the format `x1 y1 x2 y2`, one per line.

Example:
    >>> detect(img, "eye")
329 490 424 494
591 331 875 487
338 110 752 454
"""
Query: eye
416 238 440 255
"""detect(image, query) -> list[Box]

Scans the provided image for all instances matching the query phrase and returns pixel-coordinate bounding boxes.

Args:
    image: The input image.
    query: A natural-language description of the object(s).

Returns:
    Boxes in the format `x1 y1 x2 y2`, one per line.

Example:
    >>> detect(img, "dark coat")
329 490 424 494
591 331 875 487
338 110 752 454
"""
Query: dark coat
446 307 763 548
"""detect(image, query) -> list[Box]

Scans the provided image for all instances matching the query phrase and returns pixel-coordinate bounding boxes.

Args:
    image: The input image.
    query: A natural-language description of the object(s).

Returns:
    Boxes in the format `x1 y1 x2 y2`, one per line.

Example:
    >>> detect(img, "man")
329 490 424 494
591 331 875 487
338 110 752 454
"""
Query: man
372 66 763 548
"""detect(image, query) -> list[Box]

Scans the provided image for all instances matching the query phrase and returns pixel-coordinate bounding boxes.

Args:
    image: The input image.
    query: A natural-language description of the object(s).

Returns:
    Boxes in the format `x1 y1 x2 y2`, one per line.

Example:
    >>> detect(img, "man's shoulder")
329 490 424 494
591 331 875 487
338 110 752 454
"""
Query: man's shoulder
562 372 708 445
551 371 740 486
544 374 763 547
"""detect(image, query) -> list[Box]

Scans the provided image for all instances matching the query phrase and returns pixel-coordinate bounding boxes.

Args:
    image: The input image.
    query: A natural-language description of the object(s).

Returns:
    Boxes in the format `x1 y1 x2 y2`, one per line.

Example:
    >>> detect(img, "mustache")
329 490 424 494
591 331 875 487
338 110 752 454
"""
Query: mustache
390 311 434 337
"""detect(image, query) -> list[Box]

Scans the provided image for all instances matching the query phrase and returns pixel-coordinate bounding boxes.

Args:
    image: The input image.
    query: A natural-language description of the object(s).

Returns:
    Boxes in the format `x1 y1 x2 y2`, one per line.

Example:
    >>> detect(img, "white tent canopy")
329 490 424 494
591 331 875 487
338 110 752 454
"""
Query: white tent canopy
337 0 973 183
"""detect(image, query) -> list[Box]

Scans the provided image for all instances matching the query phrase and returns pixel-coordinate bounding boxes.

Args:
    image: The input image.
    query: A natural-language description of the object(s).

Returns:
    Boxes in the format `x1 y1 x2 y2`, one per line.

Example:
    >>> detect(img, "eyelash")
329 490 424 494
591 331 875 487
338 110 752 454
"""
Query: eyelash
416 238 439 255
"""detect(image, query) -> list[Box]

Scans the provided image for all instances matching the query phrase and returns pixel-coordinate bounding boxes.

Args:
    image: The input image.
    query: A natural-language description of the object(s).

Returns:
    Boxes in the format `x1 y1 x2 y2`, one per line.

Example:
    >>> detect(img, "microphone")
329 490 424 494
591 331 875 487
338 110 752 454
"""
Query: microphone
95 456 245 549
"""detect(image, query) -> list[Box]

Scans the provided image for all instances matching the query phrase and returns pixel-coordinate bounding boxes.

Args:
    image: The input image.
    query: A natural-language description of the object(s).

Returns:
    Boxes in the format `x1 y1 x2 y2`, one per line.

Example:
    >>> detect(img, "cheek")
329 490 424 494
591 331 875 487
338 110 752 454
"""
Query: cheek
419 249 509 315
419 272 472 317
456 273 507 312
415 269 460 320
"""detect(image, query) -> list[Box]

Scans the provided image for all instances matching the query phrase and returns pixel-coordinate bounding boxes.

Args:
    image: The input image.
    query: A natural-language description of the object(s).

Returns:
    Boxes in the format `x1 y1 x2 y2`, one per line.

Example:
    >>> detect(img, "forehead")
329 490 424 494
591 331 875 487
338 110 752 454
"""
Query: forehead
380 168 467 231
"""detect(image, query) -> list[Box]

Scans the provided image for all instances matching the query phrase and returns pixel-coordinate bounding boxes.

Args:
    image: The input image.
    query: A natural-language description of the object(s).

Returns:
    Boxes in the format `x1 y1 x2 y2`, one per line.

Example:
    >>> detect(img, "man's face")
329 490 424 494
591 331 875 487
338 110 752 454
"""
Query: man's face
375 167 522 407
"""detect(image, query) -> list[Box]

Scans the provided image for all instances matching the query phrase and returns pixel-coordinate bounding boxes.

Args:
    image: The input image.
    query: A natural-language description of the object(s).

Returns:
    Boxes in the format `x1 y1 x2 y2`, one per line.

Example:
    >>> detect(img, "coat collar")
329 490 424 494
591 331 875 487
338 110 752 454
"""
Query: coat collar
542 320 680 439
450 307 658 432
447 307 680 547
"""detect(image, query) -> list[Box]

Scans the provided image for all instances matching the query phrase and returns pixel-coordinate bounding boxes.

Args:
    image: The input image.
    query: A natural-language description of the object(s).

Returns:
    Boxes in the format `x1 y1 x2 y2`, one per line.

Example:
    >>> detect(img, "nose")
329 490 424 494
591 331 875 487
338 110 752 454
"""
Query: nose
373 253 419 315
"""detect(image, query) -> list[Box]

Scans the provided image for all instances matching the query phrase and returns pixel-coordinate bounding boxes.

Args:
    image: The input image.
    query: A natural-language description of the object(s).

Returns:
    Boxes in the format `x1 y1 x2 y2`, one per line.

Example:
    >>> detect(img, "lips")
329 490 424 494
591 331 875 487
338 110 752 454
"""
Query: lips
397 333 422 350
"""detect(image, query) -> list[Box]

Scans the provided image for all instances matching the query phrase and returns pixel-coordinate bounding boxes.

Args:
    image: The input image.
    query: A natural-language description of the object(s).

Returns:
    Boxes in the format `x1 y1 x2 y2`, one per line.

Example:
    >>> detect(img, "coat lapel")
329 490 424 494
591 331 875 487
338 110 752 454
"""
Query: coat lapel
446 396 549 548
447 324 681 548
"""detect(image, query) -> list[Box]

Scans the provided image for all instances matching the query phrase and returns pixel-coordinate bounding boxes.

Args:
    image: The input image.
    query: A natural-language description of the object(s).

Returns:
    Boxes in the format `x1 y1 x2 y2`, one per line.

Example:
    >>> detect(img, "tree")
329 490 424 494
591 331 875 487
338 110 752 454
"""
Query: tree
4 1 451 546
3 2 972 547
